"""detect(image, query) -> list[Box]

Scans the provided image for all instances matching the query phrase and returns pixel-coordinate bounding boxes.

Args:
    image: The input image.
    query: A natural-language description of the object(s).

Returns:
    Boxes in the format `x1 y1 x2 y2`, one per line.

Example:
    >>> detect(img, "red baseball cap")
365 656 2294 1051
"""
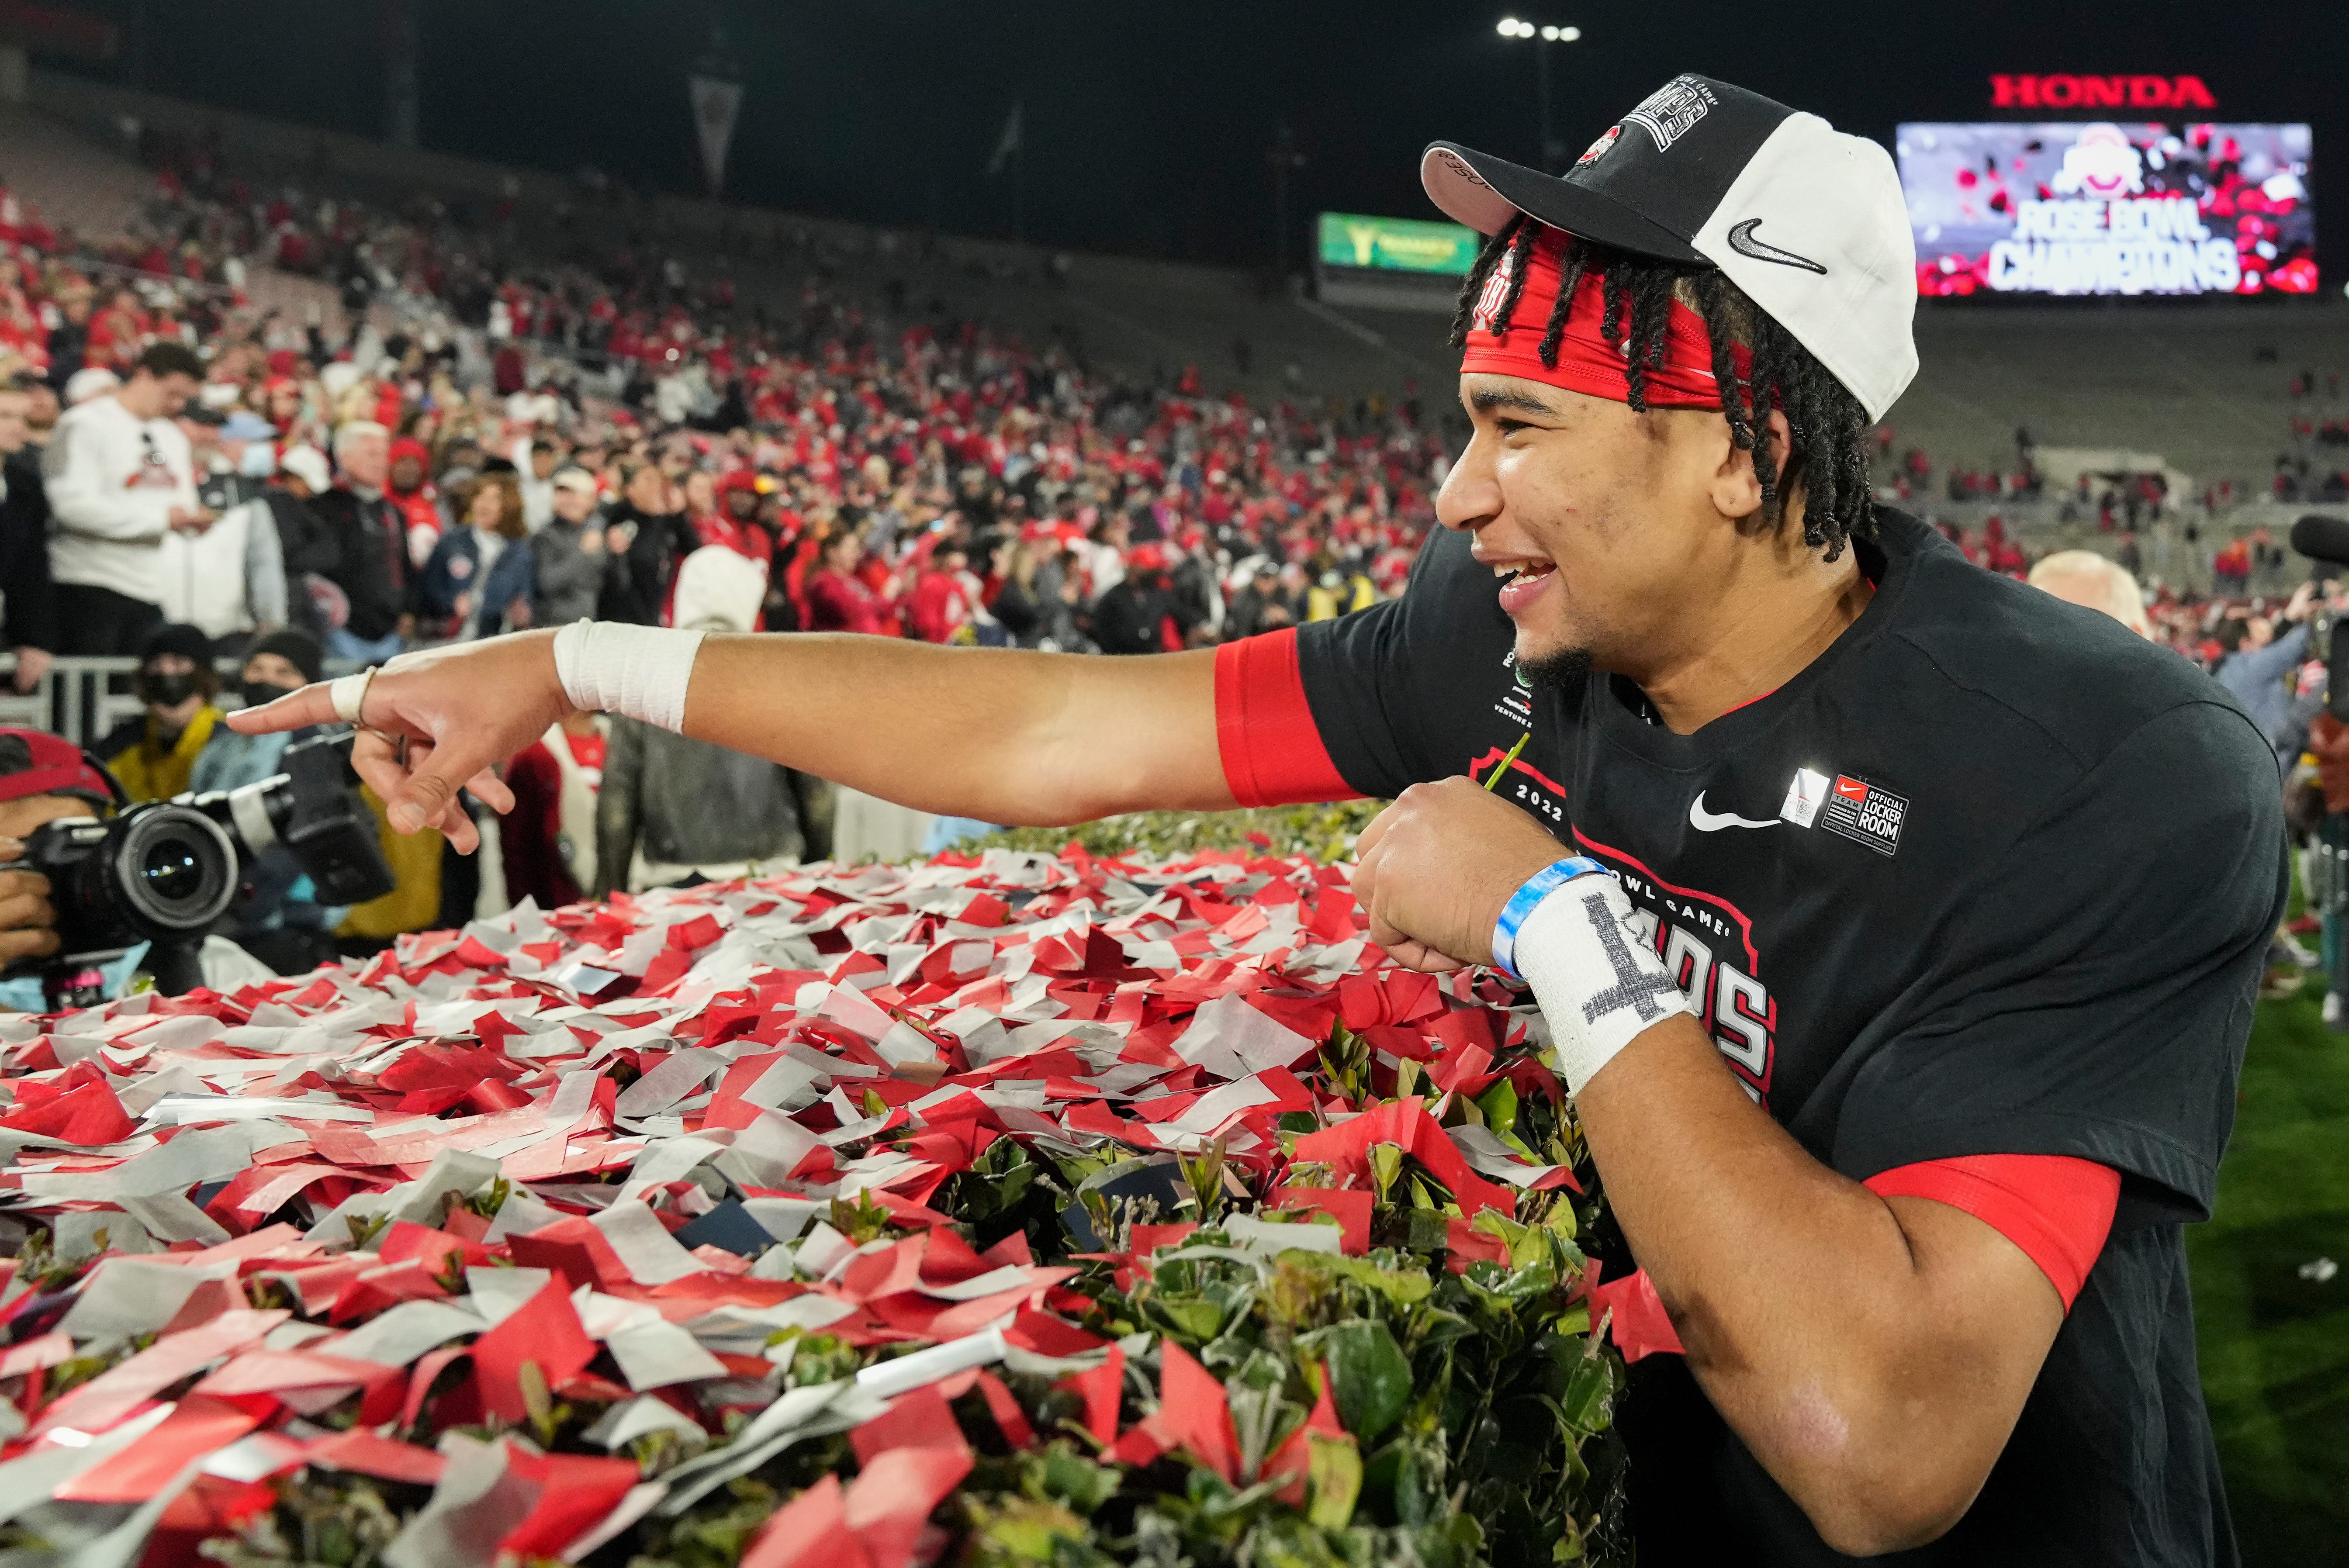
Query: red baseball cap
0 729 123 811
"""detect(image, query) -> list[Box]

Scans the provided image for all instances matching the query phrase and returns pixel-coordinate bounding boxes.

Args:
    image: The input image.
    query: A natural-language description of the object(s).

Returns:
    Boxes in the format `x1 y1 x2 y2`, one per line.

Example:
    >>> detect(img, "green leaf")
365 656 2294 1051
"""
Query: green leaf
1306 1433 1362 1530
1276 1251 1434 1311
1149 1292 1228 1344
1460 1249 1558 1312
1178 1137 1229 1222
1416 1306 1477 1348
1470 1207 1550 1271
1367 1142 1405 1205
1037 1446 1121 1514
1298 1319 1412 1441
1227 1378 1288 1482
1474 1078 1521 1142
969 1494 1093 1561
1393 1057 1423 1101
1559 1350 1615 1434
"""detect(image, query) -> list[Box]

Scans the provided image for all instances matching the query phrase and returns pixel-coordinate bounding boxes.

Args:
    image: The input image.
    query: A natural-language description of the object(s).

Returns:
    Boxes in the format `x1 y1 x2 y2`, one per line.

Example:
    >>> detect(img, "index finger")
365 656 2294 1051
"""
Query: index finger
225 680 341 735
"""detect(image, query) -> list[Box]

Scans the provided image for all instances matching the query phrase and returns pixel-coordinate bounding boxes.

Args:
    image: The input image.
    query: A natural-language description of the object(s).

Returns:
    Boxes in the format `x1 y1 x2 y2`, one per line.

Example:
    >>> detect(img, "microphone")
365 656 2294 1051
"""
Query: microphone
2290 514 2349 567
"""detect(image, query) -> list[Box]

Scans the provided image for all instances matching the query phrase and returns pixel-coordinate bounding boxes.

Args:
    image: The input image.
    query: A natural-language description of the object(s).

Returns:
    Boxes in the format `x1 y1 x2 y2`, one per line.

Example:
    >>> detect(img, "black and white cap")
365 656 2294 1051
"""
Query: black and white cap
1422 74 1917 422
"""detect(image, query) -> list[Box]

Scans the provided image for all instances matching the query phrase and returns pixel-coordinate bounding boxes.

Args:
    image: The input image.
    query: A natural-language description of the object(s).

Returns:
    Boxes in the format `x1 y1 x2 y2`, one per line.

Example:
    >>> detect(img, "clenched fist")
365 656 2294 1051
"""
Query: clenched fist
1351 776 1567 973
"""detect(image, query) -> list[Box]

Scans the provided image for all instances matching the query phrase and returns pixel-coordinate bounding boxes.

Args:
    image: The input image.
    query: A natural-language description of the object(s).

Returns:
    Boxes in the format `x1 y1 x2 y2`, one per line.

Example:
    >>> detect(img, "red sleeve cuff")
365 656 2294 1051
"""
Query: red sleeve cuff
1865 1153 2120 1311
1214 629 1359 808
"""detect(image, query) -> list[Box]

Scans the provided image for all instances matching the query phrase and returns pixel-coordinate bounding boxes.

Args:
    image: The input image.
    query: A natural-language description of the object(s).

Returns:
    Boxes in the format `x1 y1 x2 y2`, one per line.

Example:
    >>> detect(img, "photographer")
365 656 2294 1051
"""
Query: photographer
0 728 271 1010
0 731 116 974
2213 580 2317 762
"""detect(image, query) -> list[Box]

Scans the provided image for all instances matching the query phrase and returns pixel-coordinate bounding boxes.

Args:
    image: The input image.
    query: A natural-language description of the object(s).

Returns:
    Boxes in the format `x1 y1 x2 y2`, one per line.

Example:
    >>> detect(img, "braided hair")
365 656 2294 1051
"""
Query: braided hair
1448 221 1876 561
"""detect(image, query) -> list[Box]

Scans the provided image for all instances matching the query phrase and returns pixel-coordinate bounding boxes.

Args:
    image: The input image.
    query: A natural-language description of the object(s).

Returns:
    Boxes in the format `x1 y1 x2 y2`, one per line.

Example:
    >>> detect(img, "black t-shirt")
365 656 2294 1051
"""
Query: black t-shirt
1285 508 2279 1566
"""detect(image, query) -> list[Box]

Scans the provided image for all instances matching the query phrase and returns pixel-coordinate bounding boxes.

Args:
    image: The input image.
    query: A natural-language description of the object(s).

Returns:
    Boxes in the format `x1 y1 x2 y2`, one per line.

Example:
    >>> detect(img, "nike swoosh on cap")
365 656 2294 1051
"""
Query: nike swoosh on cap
1725 218 1827 275
1688 791 1778 832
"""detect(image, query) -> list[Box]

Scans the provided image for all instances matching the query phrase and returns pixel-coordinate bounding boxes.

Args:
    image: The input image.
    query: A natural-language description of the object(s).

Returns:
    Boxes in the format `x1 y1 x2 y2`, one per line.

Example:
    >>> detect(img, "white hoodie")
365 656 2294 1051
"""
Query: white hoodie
43 394 197 606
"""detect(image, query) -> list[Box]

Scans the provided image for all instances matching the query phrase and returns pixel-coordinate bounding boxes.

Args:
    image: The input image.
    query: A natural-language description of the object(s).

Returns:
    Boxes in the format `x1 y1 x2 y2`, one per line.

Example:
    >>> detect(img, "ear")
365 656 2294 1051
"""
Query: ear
1708 408 1795 524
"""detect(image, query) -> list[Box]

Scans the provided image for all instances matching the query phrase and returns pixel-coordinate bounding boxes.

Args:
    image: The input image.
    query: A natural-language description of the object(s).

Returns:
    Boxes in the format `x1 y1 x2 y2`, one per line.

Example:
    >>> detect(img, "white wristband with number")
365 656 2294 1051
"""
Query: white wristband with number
1513 871 1693 1094
551 620 707 733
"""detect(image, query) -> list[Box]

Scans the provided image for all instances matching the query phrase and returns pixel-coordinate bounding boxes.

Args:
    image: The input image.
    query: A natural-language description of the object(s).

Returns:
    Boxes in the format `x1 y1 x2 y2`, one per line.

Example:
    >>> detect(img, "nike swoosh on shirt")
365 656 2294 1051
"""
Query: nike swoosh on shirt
1725 218 1827 275
1688 791 1778 832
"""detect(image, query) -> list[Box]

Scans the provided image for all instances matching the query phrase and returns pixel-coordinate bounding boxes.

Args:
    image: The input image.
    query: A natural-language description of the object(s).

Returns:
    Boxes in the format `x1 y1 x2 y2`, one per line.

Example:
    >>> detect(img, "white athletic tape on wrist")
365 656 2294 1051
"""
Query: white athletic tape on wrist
1513 871 1694 1095
552 620 707 733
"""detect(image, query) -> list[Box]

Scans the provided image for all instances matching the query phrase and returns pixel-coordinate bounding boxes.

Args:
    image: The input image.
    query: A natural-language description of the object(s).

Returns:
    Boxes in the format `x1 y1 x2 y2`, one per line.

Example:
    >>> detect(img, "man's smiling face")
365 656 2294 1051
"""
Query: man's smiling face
1436 371 1760 687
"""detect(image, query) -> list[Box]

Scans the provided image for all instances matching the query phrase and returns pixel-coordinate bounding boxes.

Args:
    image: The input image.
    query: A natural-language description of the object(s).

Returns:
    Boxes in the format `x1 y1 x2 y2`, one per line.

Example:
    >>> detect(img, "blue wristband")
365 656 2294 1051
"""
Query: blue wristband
1491 856 1611 979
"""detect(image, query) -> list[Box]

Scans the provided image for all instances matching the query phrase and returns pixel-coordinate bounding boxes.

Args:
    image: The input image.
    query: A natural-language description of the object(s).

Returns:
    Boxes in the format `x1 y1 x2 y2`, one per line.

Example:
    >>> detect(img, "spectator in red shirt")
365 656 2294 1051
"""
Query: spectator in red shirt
804 528 893 635
501 710 608 911
385 437 442 567
702 470 774 560
905 541 976 643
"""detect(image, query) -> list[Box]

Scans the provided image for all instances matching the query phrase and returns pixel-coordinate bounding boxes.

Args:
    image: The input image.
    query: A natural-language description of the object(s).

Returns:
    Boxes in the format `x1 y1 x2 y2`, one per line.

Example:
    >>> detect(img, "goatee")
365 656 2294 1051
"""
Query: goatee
1519 645 1593 691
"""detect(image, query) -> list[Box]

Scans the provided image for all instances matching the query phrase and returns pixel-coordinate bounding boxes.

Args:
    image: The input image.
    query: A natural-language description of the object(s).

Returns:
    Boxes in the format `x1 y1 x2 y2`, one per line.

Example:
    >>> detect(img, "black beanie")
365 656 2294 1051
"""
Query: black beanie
240 627 325 685
138 622 214 668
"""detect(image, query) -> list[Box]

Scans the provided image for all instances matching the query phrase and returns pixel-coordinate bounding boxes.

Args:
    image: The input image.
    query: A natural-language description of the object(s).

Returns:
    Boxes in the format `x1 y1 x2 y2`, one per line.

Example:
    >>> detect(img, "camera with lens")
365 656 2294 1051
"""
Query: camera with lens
17 730 392 999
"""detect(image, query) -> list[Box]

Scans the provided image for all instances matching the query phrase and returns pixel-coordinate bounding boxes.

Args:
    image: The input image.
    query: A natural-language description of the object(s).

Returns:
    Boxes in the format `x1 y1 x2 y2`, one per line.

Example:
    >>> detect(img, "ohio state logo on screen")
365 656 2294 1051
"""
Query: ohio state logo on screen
1578 837 1777 1103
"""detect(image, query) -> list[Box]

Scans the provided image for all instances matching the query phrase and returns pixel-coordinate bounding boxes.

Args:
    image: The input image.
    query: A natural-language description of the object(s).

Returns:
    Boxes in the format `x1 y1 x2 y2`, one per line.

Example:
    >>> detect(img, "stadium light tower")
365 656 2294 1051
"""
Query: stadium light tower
1496 18 1582 170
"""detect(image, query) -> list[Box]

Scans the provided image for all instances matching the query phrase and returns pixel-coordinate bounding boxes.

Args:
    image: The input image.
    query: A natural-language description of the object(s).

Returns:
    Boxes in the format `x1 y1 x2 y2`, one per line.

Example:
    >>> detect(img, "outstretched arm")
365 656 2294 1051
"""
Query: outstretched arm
227 628 1232 853
685 634 1226 822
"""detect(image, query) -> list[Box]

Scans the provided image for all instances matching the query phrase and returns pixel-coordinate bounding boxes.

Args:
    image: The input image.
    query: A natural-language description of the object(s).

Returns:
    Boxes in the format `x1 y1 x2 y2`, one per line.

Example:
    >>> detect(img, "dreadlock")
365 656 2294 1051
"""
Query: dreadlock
1447 221 1876 561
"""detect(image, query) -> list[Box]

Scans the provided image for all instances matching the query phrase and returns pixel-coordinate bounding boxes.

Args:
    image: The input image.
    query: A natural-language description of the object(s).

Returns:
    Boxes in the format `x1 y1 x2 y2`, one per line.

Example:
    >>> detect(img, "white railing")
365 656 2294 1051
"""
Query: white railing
0 654 366 750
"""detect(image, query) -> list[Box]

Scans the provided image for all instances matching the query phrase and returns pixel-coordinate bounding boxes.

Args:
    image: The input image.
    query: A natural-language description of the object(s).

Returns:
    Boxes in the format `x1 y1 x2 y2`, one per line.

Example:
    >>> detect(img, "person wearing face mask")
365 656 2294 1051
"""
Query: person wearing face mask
187 627 348 975
191 627 329 796
95 622 225 804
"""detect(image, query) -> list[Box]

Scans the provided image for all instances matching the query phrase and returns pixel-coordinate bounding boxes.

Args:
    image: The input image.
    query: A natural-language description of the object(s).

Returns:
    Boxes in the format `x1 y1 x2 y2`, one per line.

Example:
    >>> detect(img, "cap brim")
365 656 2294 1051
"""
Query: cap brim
1421 142 1706 265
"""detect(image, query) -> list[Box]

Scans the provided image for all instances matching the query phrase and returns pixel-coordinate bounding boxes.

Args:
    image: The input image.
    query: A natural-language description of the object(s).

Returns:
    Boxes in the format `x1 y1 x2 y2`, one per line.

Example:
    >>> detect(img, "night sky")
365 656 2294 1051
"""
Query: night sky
53 0 2349 271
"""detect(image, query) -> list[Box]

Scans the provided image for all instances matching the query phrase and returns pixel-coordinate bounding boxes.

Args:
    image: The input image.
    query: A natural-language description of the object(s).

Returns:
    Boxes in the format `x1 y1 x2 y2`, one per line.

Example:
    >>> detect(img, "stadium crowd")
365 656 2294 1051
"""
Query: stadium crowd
0 142 2329 988
0 152 1443 975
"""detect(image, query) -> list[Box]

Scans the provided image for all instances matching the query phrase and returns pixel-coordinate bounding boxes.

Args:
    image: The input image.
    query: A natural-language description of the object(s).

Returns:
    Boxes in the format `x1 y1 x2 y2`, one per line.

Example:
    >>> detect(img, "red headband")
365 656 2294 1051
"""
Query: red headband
1460 227 1749 411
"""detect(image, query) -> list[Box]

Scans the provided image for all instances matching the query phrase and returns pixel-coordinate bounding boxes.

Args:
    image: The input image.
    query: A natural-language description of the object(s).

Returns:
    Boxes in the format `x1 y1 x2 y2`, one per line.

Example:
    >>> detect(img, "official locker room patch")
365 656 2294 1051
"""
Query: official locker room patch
1818 774 1907 857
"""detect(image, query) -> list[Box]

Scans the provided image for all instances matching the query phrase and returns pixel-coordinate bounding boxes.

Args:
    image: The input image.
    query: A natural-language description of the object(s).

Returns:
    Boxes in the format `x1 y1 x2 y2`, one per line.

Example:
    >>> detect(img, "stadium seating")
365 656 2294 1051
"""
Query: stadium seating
11 66 2349 532
1899 305 2349 490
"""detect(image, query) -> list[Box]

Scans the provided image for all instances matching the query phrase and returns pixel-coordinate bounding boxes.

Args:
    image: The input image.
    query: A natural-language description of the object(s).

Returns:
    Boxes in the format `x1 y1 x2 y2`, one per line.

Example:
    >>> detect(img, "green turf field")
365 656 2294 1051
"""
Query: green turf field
2191 977 2349 1565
